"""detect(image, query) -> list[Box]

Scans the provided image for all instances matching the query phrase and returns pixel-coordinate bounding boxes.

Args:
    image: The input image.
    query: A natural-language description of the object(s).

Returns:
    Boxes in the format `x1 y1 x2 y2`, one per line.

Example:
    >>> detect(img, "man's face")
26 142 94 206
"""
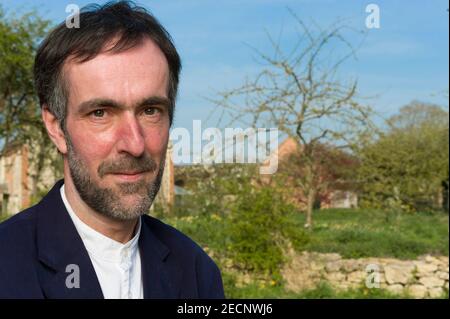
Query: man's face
63 38 170 221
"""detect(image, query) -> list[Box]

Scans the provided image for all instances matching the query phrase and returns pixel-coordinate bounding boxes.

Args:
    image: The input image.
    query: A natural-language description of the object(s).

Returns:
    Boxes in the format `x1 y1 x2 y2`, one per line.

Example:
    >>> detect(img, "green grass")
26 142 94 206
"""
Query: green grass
223 277 417 299
293 209 449 259
161 209 449 261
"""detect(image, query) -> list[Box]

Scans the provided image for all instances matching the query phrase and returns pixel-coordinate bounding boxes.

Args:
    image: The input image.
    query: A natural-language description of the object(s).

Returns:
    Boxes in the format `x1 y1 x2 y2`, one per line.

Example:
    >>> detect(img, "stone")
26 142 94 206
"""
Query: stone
384 264 414 285
324 253 342 262
437 256 449 264
415 262 438 275
325 262 341 273
386 284 404 295
428 287 445 298
418 276 445 288
325 272 346 283
309 262 325 272
438 264 449 272
436 271 449 281
347 271 367 284
280 252 449 297
425 255 440 264
340 260 361 273
407 285 428 299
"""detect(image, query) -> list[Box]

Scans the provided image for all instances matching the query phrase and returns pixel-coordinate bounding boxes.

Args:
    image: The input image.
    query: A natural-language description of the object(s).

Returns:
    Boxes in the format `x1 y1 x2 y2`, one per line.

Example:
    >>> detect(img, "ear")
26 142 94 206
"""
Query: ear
42 105 68 154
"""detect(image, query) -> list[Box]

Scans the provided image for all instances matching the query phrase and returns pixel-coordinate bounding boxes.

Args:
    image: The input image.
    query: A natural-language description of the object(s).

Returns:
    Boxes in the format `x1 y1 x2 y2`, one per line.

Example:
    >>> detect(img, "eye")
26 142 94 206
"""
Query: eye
144 107 160 116
92 109 105 117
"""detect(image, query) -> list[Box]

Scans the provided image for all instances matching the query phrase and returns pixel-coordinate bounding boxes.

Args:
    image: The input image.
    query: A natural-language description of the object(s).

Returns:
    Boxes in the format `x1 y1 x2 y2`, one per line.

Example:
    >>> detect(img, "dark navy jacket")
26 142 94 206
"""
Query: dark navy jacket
0 180 225 299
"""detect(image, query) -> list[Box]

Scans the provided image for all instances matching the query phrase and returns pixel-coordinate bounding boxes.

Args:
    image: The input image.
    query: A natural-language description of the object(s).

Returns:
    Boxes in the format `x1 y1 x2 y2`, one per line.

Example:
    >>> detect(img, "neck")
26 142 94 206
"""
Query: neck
63 174 138 244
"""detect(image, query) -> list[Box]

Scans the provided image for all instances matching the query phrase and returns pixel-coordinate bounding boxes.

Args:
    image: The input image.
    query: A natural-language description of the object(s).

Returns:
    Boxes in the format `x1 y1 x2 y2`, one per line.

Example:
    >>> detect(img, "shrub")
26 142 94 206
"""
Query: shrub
226 184 309 277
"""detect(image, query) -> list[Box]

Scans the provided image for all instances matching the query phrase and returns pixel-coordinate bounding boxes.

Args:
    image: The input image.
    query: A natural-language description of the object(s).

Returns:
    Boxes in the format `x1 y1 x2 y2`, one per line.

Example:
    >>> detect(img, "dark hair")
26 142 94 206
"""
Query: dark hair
34 0 181 128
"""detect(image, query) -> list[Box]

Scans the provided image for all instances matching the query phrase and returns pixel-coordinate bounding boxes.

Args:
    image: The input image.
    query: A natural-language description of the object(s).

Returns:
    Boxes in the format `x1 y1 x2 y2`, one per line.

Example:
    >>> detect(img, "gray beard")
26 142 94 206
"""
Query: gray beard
65 134 165 221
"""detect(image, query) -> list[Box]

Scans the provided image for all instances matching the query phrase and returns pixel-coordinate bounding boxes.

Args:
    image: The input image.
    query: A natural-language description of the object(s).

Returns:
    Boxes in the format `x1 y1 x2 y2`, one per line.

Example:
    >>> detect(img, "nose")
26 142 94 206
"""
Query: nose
116 113 145 157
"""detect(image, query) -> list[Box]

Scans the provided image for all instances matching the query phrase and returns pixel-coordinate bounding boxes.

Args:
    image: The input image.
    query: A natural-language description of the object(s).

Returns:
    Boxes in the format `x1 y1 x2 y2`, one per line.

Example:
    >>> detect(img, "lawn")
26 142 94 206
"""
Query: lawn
293 208 449 259
221 277 432 299
161 208 449 261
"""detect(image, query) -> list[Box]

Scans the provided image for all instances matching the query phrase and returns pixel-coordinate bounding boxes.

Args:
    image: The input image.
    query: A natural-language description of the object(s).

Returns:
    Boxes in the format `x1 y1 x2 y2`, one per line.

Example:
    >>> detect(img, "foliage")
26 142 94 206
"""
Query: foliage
160 165 309 279
0 7 50 146
225 184 308 277
277 141 359 210
171 164 259 217
0 7 61 196
357 101 449 211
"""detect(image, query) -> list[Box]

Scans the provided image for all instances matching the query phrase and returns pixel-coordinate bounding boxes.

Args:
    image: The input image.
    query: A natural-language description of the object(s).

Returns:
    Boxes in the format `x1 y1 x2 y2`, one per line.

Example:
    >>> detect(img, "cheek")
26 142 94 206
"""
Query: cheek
69 130 113 169
145 128 169 159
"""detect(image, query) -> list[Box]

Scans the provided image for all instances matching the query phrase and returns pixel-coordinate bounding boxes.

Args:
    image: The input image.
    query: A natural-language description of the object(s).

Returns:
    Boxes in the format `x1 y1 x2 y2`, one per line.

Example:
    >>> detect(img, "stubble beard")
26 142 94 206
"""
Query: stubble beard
65 133 165 221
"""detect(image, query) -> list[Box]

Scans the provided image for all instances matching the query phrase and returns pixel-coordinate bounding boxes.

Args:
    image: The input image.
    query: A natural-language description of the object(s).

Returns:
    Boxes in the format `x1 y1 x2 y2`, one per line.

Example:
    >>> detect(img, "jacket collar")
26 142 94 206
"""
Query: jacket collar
35 179 181 299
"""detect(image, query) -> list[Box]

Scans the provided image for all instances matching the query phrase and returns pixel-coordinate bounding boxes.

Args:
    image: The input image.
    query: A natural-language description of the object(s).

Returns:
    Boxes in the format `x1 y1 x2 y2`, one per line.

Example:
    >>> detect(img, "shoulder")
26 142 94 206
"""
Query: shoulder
141 215 225 298
0 206 41 297
141 214 214 264
0 206 38 248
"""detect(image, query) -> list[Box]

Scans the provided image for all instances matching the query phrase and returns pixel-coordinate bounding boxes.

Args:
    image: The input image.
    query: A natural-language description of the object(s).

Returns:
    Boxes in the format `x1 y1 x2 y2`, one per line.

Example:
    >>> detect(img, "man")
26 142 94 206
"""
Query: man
0 1 224 299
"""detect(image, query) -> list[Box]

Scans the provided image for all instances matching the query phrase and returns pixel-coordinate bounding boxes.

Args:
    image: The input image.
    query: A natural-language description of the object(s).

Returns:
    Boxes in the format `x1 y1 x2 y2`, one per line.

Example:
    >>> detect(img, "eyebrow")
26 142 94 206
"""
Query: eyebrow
77 96 171 114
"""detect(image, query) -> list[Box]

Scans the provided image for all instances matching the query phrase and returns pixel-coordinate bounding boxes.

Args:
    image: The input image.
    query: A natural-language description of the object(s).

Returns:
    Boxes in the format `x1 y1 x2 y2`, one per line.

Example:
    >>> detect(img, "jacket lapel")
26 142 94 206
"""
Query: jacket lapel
139 216 182 299
35 179 182 299
35 180 104 299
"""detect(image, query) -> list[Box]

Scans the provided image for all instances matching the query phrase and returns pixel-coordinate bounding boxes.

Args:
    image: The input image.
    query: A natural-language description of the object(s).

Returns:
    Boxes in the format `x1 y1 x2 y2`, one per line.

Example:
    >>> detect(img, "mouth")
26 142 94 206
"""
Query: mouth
110 171 148 182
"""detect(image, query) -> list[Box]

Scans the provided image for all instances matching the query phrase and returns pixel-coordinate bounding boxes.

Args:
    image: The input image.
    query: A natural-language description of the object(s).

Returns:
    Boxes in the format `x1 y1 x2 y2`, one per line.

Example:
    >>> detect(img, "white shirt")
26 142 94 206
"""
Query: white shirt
60 184 144 299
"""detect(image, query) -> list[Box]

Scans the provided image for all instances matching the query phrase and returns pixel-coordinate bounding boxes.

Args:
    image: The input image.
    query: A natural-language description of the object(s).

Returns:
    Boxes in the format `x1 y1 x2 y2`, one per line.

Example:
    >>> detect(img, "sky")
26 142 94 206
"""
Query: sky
1 0 449 135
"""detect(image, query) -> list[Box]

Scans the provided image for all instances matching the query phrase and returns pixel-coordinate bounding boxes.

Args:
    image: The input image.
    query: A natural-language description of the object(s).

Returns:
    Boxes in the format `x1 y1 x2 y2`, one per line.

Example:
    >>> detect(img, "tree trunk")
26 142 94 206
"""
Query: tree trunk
305 187 316 229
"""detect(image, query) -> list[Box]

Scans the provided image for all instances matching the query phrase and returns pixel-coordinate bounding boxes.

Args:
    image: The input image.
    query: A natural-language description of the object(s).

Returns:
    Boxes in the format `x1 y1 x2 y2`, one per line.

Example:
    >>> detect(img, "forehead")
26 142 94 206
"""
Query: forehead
64 38 170 109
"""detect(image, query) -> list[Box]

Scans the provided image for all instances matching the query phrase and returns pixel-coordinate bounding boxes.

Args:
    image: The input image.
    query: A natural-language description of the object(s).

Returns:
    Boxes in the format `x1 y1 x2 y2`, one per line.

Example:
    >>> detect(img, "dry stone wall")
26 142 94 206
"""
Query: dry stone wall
281 251 449 298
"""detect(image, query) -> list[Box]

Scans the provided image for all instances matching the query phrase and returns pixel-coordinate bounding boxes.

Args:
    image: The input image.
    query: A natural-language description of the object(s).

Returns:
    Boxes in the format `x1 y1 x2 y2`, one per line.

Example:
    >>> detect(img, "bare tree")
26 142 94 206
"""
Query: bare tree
212 13 374 228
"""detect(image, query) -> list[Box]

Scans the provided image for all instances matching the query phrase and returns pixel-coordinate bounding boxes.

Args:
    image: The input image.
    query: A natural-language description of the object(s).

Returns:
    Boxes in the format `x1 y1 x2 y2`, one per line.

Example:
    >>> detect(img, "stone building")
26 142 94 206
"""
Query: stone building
0 143 31 215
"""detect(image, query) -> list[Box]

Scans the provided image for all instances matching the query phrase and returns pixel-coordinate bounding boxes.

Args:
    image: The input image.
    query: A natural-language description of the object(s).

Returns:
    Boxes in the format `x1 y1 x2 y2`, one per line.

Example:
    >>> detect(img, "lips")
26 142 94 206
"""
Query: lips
113 171 146 175
111 171 148 181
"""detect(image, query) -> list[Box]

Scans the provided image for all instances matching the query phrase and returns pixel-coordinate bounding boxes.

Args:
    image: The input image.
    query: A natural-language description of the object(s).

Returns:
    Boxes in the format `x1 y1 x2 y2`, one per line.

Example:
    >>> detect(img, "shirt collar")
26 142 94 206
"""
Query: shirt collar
60 184 141 263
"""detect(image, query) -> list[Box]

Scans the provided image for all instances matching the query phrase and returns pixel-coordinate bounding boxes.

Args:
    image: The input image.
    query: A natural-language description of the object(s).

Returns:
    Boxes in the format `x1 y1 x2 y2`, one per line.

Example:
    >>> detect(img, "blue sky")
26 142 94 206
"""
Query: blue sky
2 0 449 133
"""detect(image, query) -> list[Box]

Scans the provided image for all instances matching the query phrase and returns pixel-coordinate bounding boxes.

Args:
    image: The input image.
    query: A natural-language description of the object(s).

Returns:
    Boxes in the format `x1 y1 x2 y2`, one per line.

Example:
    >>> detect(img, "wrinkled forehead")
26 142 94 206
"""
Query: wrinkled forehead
63 38 170 112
